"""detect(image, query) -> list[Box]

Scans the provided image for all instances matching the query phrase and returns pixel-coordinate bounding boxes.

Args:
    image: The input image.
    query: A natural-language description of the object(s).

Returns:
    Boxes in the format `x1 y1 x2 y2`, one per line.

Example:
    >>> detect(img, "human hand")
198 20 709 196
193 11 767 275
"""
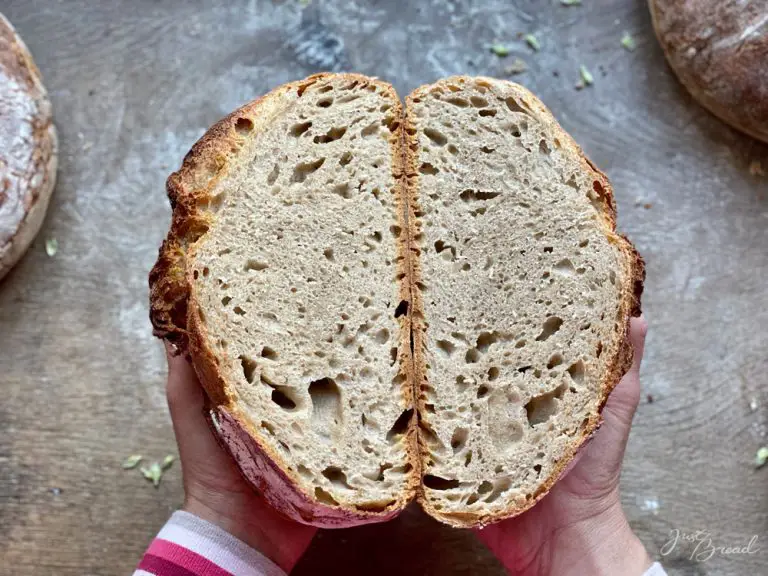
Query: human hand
477 317 652 576
165 344 317 572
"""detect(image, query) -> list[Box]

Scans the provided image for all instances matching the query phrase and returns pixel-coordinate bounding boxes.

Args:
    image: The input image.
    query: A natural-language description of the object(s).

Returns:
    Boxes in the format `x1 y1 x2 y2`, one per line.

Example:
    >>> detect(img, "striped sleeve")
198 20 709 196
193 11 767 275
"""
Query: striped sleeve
133 510 287 576
643 562 668 576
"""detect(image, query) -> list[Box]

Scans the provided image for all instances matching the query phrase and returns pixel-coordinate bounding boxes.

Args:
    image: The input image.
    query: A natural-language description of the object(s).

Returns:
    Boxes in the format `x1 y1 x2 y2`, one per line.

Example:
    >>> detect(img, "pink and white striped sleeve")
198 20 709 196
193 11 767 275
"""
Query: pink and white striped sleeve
133 511 286 576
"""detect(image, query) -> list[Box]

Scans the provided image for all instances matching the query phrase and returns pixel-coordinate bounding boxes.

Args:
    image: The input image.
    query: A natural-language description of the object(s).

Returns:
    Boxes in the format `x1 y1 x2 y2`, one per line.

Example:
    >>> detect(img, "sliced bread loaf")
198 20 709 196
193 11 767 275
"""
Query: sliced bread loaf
149 73 643 528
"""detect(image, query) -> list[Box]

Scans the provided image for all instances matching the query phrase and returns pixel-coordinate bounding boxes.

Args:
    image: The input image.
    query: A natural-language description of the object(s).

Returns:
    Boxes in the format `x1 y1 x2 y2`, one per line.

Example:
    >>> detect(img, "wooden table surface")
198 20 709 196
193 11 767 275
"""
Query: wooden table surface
1 1 766 574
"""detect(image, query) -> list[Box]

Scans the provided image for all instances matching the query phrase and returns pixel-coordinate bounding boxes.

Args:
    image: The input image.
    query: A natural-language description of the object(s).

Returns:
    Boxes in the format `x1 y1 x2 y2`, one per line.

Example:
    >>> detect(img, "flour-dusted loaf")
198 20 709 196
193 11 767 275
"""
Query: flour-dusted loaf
0 13 57 280
149 73 643 528
649 0 768 143
405 77 643 526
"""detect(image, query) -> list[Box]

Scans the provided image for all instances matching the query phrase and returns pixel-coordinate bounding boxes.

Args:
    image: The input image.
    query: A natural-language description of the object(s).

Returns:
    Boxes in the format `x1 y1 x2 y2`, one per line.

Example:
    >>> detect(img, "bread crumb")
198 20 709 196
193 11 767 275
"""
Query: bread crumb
646 394 654 403
643 203 653 209
504 58 528 75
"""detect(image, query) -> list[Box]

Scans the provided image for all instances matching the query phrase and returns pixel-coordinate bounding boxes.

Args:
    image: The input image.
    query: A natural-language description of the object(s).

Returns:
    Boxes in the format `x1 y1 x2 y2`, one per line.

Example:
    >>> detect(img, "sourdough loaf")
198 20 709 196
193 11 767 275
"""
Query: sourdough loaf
649 0 768 143
149 73 643 528
0 13 58 280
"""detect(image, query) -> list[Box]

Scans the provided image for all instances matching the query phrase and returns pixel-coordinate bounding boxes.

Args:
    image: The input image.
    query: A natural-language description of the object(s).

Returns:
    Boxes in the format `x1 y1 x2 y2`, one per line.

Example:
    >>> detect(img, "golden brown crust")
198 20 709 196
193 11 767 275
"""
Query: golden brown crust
649 0 768 143
0 13 57 280
150 73 419 527
404 77 644 528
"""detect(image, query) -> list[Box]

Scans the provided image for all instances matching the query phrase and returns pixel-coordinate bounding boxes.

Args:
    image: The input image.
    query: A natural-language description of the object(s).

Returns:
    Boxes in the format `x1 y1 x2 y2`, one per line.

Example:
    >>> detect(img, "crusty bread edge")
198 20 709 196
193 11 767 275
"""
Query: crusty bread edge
0 13 58 281
149 73 420 527
403 76 645 528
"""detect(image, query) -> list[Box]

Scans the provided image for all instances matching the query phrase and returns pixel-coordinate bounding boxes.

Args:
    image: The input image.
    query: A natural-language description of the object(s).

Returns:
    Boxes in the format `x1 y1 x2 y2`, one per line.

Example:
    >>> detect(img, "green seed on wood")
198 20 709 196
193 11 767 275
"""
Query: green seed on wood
524 34 540 52
121 454 143 469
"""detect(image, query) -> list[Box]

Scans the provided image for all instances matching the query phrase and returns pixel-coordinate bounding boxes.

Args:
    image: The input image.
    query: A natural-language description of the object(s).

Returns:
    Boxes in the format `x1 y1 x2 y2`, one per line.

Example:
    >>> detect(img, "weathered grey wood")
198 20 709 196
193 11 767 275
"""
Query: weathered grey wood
1 1 766 574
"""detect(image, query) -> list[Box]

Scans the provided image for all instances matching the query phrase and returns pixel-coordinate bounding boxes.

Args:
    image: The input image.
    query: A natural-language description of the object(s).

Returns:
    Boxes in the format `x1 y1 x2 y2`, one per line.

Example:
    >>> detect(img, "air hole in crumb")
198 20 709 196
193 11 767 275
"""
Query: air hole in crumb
481 145 495 154
579 239 589 248
292 158 326 183
323 248 334 261
515 340 526 348
424 128 448 146
470 95 489 108
609 270 616 285
479 109 497 117
477 385 489 398
234 117 254 134
423 475 460 490
361 121 379 137
535 316 563 341
317 98 333 108
290 121 312 137
460 189 500 202
374 329 389 344
390 347 398 366
239 355 257 383
554 258 575 276
271 388 298 410
233 306 246 316
261 346 278 360
245 259 269 272
314 126 347 144
419 162 439 175
322 466 353 489
339 151 353 166
445 97 470 108
309 377 342 433
390 225 402 237
386 409 413 442
314 487 338 505
596 341 603 358
436 340 456 357
488 366 499 381
451 428 469 453
567 360 585 384
505 97 527 114
547 353 563 369
394 300 409 318
447 144 459 155
525 383 567 426
539 140 551 156
477 481 493 494
221 296 232 306
533 464 542 476
465 348 480 363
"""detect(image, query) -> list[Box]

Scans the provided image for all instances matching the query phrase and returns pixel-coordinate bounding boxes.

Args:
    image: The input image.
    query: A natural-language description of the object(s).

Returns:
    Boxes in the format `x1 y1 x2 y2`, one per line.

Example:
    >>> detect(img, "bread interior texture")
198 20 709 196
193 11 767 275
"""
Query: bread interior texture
189 76 414 511
406 77 633 522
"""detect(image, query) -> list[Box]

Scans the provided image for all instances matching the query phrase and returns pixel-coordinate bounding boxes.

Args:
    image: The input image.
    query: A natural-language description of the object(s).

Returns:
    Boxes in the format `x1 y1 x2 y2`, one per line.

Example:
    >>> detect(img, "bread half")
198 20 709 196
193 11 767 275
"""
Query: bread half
150 73 643 528
150 73 419 526
405 76 643 526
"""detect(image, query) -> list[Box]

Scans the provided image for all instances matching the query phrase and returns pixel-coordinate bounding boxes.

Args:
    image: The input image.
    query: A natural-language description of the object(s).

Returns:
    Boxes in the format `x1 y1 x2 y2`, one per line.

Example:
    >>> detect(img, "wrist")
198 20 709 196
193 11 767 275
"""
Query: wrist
538 502 652 576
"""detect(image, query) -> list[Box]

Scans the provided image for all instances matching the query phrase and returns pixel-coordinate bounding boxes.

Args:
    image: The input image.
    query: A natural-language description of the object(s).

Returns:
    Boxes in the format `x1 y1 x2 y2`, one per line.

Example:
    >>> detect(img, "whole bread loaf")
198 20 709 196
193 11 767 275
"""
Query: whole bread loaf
149 73 643 528
649 0 768 143
0 13 57 280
